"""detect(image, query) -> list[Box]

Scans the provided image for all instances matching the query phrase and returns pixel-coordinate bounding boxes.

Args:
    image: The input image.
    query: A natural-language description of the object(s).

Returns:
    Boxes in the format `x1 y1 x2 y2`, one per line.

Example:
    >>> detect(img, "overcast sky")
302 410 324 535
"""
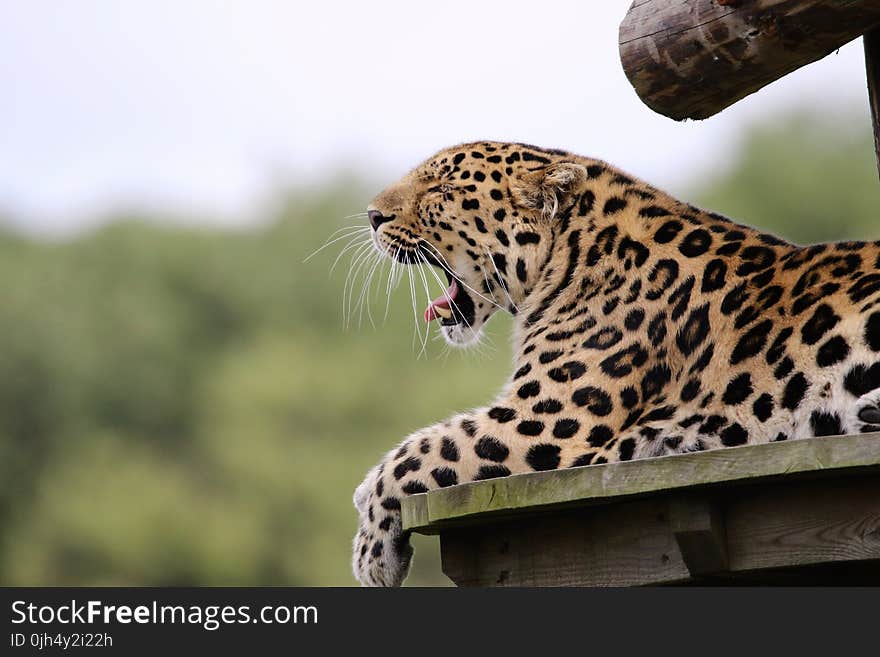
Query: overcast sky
0 1 871 234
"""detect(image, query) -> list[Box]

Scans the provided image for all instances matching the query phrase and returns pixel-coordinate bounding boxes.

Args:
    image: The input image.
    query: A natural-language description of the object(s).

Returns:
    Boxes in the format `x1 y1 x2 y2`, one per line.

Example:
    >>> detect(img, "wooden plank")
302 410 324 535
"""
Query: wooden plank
440 499 690 587
619 0 880 120
725 476 880 572
438 474 880 586
864 28 880 180
668 496 728 576
402 433 880 533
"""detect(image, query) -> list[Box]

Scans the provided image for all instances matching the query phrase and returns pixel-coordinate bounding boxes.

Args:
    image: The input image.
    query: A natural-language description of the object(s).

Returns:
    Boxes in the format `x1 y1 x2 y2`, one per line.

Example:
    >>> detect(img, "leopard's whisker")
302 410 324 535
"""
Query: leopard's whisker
304 225 371 263
413 253 435 359
406 259 423 351
343 242 375 329
384 244 401 323
329 232 373 276
485 246 519 313
356 249 384 329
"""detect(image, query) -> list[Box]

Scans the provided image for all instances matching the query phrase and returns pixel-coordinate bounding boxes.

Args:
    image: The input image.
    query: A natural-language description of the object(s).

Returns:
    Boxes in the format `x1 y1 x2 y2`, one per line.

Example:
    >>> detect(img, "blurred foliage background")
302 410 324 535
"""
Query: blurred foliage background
2 110 880 586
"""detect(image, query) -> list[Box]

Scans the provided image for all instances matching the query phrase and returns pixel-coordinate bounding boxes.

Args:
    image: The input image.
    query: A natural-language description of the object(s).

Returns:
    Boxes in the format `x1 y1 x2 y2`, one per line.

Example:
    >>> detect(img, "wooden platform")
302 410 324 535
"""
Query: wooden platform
402 434 880 586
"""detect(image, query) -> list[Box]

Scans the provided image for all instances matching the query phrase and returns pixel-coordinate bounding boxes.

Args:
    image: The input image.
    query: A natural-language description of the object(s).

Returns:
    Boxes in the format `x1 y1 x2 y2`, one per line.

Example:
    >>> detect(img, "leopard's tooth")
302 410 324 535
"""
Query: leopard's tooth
434 306 453 319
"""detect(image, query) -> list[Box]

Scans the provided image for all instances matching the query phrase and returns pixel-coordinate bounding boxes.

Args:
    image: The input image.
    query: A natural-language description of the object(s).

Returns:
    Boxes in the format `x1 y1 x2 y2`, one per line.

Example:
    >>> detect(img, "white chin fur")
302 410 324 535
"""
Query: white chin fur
439 322 483 347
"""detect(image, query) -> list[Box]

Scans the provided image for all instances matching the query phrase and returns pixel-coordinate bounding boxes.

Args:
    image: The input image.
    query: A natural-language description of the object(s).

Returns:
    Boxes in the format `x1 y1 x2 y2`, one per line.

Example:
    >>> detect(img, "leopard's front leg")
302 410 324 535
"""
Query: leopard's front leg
352 412 496 587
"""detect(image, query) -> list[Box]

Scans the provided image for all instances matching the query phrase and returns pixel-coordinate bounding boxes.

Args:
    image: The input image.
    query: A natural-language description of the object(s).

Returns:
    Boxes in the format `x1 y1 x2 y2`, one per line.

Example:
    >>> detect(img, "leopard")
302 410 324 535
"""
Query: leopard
351 140 880 586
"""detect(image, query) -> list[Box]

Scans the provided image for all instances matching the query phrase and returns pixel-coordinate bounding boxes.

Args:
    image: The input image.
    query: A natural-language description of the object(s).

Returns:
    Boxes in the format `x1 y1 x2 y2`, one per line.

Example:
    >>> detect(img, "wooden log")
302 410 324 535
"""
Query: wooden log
864 28 880 179
619 0 880 120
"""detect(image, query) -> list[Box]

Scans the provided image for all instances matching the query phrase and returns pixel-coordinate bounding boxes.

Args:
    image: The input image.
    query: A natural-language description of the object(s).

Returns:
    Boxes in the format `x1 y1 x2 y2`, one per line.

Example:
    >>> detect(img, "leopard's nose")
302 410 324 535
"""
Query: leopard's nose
368 210 393 231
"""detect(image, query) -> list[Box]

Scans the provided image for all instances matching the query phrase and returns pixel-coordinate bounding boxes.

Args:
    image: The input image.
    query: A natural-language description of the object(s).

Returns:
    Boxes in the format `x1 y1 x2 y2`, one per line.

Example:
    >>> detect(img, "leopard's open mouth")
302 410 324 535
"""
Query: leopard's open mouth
392 244 476 328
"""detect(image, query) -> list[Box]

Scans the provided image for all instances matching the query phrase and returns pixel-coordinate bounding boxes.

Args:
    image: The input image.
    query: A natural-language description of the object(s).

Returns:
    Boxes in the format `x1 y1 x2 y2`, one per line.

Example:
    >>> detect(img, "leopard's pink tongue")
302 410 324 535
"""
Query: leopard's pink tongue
424 279 459 323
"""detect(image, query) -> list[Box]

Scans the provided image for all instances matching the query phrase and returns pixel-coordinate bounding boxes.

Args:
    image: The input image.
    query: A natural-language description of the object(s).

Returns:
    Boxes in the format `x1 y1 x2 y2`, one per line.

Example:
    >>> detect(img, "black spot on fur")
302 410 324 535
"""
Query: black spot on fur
720 423 749 446
701 259 727 292
517 420 545 436
810 411 842 437
440 437 460 462
431 467 458 488
603 197 627 215
402 481 428 495
766 327 794 364
641 365 672 402
517 381 541 398
645 260 679 300
752 393 774 422
849 273 880 303
587 424 614 447
571 453 595 467
679 229 712 257
532 399 563 414
600 344 649 377
380 497 401 511
736 246 776 276
393 457 421 480
583 327 624 350
699 415 726 435
774 357 794 380
572 386 613 416
618 438 636 461
721 283 749 315
515 231 541 246
668 276 696 321
654 221 683 243
578 191 595 215
843 363 880 396
782 372 809 410
526 443 561 471
640 205 670 218
624 308 645 330
722 373 753 405
681 379 701 402
866 313 880 351
475 435 509 462
488 407 517 423
552 418 580 439
617 237 649 268
620 386 639 408
548 361 588 383
647 312 668 347
640 406 675 423
473 464 511 480
730 319 772 364
801 304 840 345
716 241 741 256
514 363 532 379
676 303 711 356
461 419 477 437
816 335 850 366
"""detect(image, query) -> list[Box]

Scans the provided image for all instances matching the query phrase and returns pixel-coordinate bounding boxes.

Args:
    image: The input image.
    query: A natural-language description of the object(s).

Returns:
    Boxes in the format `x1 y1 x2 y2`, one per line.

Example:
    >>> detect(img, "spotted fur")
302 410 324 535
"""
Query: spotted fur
352 141 880 586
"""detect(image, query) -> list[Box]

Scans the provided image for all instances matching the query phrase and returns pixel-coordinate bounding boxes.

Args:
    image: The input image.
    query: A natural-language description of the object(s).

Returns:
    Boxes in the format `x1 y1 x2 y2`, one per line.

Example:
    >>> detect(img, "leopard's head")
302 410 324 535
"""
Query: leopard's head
367 141 589 346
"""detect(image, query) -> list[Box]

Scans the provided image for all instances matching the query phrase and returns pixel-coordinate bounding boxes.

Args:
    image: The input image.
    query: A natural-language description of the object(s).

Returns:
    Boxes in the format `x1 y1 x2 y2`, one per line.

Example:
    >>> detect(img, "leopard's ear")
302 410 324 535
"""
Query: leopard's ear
510 162 588 220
